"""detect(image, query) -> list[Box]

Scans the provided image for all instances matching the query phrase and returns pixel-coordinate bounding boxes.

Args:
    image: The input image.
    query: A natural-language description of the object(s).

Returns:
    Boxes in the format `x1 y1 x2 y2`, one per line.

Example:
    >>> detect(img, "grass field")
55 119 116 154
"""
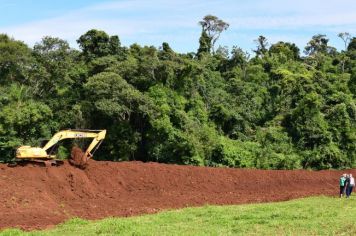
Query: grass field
1 196 356 235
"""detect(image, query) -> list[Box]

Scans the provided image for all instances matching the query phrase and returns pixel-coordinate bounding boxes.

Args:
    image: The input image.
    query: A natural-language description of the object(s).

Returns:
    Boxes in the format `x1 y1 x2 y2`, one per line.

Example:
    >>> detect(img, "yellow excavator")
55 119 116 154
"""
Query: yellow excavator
14 129 106 167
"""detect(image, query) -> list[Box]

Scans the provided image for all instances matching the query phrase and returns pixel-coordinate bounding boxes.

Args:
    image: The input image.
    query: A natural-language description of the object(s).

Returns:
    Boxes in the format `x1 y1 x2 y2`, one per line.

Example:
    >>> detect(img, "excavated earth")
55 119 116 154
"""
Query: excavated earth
0 160 354 230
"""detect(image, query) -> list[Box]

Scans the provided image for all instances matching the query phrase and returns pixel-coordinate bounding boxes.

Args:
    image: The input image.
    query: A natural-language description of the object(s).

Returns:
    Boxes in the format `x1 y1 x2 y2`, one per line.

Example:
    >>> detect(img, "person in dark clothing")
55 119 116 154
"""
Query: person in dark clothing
345 174 350 198
346 174 355 198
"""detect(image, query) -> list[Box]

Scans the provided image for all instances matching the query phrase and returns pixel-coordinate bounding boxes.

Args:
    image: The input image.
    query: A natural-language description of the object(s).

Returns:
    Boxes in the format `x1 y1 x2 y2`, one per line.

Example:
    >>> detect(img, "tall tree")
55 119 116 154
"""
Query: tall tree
32 36 75 97
198 15 229 53
269 41 300 60
338 32 351 51
0 34 32 84
77 29 122 60
253 35 268 58
304 34 331 55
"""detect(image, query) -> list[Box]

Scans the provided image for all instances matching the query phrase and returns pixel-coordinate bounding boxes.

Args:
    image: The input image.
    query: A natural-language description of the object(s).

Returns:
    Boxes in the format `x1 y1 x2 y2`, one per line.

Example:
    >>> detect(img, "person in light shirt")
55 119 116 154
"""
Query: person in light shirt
346 174 355 198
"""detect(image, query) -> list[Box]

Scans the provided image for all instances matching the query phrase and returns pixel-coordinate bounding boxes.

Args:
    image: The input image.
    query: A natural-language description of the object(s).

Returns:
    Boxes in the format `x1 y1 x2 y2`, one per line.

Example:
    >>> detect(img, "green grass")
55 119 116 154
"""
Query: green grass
2 196 356 236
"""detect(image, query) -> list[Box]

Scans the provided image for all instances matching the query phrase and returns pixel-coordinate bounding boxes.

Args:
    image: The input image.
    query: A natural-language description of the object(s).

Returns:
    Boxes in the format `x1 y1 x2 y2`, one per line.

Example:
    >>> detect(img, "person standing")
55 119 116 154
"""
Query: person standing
340 174 347 198
345 174 350 197
346 174 355 198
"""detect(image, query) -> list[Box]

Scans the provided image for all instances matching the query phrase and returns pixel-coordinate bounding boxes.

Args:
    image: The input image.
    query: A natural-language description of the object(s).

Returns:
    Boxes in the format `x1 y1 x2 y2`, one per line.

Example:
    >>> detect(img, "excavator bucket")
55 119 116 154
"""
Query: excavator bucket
69 146 88 169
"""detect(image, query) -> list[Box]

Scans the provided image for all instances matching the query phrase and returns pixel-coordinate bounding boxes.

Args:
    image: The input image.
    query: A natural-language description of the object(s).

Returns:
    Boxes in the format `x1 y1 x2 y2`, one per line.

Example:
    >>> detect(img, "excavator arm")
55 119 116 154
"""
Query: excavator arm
42 130 106 151
83 135 104 160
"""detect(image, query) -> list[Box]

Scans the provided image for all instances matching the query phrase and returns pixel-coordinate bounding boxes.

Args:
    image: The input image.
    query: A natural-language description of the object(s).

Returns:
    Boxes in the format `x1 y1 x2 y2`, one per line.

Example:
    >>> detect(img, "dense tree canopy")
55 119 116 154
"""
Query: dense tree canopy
0 16 355 170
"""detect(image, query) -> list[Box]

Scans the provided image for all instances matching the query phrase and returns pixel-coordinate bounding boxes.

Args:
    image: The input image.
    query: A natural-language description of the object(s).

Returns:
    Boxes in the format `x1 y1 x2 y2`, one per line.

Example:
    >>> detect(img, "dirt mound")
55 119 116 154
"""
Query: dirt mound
0 161 354 230
68 146 87 169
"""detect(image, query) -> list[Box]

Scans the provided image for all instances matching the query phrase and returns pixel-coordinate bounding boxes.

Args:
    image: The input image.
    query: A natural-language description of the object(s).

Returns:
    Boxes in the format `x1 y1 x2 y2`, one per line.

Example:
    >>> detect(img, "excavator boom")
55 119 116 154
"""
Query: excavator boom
42 130 106 151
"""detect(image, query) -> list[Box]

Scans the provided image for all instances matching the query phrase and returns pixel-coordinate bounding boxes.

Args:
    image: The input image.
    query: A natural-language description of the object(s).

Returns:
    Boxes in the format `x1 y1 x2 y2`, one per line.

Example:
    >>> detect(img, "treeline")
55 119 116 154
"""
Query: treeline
0 16 355 169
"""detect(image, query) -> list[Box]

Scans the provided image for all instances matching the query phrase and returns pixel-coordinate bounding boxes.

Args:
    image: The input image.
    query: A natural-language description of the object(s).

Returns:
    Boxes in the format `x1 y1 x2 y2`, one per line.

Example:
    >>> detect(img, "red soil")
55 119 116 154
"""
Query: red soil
0 160 354 230
68 146 87 169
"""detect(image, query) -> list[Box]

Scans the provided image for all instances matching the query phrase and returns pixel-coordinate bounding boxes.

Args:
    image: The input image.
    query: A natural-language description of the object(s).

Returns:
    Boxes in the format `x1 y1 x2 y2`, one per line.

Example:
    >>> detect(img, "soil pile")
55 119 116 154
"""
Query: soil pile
0 161 354 230
69 146 87 169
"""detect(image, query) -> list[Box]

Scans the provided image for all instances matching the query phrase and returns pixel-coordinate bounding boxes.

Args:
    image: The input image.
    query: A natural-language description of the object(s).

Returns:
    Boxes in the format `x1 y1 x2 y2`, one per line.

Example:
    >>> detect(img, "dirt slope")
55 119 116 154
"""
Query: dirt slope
0 160 353 230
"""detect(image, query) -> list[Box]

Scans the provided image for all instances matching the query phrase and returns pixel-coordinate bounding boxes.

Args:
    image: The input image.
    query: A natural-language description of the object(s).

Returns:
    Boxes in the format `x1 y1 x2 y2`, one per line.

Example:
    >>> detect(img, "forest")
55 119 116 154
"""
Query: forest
0 15 355 170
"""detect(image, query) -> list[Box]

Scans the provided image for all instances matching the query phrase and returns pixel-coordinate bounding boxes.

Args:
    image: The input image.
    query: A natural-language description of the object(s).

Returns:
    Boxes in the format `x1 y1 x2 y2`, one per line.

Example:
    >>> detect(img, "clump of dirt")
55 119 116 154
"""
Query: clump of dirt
69 146 87 169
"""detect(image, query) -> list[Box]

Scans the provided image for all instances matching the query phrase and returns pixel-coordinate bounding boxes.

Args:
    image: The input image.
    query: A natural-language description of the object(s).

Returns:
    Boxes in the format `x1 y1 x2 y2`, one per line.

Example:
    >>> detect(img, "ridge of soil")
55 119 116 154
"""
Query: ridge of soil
0 160 354 230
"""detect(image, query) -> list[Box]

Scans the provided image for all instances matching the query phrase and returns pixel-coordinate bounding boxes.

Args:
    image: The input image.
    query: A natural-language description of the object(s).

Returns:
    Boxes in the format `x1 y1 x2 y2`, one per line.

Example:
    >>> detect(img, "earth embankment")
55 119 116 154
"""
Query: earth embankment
0 161 352 230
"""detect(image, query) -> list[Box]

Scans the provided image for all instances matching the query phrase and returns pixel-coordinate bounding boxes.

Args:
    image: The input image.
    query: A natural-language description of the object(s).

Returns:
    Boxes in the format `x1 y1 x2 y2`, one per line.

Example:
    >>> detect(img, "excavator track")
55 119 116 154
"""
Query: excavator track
8 159 64 167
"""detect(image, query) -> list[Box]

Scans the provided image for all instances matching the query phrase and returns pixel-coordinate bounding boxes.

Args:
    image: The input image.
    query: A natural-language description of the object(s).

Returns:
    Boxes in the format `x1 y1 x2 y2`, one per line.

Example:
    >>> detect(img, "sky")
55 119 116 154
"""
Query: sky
0 0 355 53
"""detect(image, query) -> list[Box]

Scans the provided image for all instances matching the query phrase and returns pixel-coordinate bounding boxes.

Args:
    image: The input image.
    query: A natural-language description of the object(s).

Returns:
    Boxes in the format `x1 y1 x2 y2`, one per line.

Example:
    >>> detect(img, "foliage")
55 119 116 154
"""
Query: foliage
0 18 355 169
